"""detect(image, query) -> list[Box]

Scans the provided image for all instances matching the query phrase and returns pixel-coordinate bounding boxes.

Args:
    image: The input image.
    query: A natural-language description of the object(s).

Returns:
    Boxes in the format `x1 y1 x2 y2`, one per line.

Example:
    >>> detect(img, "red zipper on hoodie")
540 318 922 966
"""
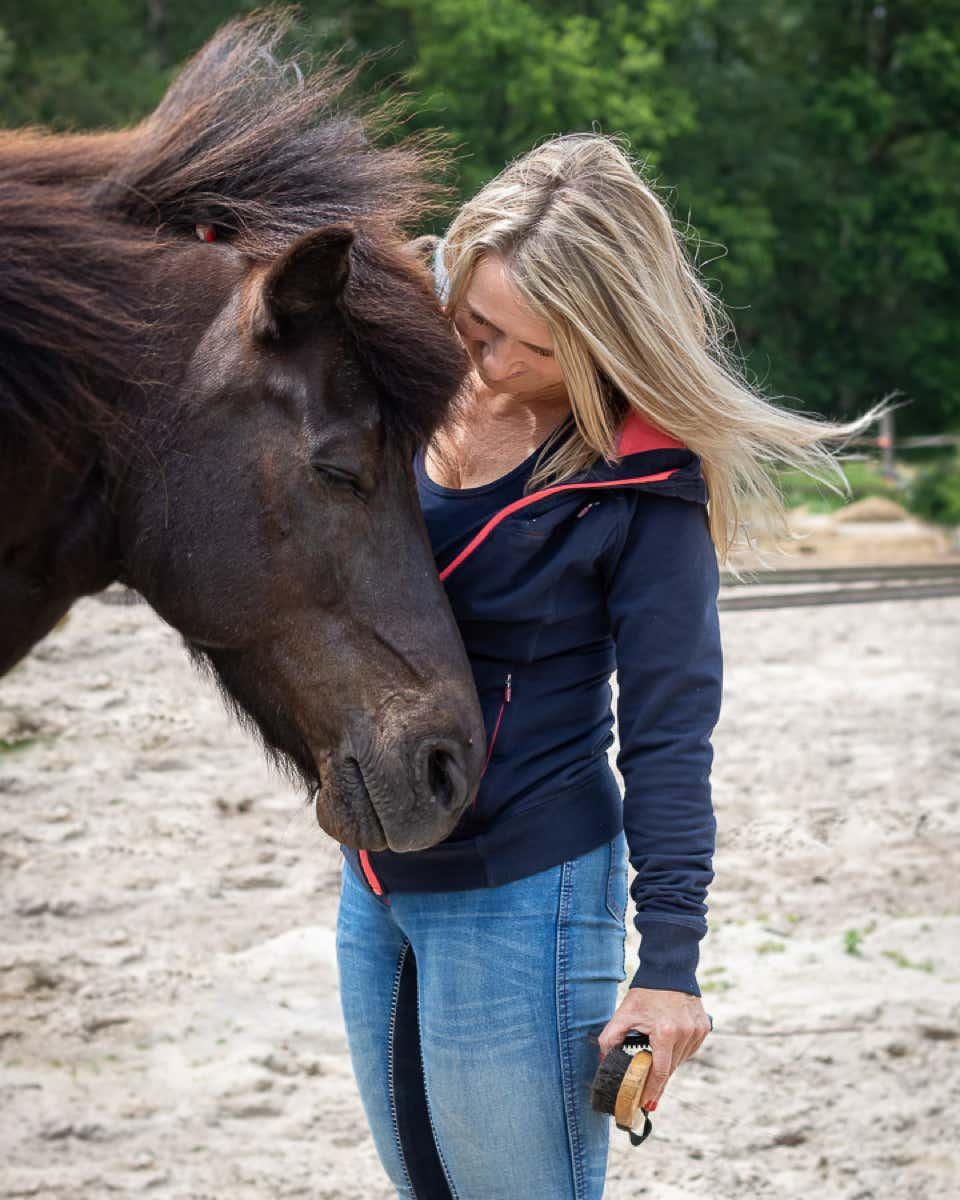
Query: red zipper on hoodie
473 672 511 806
358 849 385 897
356 414 687 899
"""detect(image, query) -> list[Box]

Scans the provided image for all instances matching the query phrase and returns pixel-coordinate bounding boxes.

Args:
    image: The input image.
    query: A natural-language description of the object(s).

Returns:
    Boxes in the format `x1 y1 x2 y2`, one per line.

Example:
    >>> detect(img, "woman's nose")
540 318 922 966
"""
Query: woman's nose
481 338 521 381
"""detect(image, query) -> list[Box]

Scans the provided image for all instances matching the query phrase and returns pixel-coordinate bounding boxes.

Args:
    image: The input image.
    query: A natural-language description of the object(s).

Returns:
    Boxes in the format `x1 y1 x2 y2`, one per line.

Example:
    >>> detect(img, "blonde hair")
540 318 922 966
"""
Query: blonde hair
439 133 890 563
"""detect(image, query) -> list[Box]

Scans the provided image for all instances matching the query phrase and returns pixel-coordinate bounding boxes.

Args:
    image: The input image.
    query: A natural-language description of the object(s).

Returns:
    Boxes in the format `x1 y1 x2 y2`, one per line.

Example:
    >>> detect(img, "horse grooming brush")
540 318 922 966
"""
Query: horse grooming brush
589 1030 655 1146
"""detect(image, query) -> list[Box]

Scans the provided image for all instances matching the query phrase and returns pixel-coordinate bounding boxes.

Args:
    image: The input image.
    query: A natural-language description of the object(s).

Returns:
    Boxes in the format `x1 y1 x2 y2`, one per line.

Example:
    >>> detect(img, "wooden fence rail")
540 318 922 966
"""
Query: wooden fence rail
719 563 960 611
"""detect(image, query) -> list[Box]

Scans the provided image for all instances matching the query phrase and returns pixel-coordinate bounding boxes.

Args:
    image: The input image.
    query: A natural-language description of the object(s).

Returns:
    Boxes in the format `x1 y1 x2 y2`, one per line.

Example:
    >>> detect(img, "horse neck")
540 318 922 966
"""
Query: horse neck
0 418 121 672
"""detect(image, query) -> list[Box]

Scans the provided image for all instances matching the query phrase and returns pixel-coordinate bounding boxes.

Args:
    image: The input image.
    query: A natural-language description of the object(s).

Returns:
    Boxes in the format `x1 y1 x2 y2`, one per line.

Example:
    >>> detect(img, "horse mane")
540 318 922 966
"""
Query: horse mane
0 8 465 460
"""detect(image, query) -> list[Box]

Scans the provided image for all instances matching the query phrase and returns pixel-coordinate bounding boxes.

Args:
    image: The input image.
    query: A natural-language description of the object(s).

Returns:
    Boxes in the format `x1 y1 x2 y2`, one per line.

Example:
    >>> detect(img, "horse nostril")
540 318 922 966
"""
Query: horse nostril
422 740 468 813
428 749 452 807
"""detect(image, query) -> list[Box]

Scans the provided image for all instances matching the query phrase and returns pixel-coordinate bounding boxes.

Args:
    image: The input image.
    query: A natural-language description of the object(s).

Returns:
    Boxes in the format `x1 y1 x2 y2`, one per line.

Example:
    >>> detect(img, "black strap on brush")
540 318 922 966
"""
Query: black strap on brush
621 1111 654 1146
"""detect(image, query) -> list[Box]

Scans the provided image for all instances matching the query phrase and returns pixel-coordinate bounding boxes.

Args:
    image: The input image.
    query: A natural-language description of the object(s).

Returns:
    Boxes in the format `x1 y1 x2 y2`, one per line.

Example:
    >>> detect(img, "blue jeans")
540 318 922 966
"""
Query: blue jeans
335 831 628 1200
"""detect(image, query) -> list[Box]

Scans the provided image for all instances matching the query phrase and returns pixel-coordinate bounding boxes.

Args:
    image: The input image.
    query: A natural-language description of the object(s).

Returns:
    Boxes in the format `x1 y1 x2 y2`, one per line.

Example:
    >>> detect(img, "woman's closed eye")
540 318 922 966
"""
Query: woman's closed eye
465 309 555 358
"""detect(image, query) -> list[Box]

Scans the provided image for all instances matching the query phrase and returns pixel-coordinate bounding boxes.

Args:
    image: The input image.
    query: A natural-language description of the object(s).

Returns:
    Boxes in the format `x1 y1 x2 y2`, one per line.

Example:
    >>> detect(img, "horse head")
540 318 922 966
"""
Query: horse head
113 223 485 852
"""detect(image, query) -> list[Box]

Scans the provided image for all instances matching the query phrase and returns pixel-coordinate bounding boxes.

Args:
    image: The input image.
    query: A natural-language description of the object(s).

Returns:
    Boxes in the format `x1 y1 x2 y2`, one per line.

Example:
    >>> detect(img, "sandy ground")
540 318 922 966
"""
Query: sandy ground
2 532 959 1198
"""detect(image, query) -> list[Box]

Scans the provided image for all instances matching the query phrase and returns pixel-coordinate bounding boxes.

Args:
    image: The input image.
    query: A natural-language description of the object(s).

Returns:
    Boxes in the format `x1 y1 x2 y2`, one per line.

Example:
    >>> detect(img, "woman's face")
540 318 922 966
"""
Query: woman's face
453 254 566 397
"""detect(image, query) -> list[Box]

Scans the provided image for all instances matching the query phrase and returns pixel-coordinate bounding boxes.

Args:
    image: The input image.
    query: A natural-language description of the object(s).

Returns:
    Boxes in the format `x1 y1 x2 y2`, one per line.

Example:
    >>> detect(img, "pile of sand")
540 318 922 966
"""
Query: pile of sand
832 495 914 523
730 497 958 569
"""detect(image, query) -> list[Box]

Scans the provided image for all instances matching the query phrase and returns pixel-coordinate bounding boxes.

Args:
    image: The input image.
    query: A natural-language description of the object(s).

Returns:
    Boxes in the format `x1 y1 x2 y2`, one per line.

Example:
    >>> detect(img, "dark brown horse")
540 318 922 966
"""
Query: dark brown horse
0 12 487 852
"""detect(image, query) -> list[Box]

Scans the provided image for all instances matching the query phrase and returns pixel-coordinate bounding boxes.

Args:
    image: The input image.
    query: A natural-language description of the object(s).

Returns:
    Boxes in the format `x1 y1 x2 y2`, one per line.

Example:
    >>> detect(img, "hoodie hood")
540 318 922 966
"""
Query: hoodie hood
578 409 706 501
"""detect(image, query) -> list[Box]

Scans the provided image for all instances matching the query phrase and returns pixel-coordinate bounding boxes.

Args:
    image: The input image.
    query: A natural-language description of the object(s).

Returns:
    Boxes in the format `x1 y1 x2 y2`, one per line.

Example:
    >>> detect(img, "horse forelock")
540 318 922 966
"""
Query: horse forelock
95 7 468 437
343 241 469 445
94 9 450 258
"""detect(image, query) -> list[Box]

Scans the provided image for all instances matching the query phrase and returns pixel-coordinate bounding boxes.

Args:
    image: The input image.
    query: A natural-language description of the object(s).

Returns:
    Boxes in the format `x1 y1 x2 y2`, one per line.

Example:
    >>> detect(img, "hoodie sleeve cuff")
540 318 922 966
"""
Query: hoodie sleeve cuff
629 920 703 997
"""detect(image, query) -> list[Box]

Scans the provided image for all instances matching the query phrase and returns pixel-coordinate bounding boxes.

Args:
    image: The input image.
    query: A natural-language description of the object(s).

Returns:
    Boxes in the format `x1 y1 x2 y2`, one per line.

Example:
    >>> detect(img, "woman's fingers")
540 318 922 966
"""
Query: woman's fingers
639 1027 694 1108
639 1036 675 1109
674 1015 709 1070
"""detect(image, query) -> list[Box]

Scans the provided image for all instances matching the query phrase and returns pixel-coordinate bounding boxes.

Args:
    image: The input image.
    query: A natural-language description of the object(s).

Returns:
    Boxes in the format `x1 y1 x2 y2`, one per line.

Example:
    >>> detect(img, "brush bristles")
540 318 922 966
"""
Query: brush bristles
589 1046 634 1116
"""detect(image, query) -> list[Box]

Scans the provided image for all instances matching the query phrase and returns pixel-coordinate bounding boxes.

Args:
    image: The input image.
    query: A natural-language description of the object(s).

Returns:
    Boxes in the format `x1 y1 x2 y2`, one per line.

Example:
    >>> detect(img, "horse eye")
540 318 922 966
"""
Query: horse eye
311 461 366 500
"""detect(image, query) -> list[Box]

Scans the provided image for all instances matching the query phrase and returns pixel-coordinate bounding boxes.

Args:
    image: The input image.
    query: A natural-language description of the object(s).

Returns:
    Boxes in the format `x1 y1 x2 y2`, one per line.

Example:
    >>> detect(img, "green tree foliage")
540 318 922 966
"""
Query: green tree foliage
658 1 960 429
338 0 702 195
0 1 259 127
0 0 956 432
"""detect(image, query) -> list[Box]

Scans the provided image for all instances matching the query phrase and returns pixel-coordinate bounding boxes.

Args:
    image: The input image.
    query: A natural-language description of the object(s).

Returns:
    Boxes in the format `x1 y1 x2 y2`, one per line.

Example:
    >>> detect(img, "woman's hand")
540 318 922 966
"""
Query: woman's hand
598 987 711 1110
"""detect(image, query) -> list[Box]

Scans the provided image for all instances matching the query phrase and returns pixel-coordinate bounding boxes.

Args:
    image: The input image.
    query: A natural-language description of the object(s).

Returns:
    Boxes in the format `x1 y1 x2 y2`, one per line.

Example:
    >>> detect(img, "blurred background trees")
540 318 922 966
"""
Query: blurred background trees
1 0 957 434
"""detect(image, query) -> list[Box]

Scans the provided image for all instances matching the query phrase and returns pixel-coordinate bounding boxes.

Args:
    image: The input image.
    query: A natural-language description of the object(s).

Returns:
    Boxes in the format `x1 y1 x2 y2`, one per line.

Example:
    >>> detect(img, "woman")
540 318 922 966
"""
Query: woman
336 133 882 1199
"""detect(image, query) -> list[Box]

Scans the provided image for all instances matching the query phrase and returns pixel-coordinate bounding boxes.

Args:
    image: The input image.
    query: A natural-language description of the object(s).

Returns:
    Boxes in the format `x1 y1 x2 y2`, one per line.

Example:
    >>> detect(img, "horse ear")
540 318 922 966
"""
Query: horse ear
251 224 355 343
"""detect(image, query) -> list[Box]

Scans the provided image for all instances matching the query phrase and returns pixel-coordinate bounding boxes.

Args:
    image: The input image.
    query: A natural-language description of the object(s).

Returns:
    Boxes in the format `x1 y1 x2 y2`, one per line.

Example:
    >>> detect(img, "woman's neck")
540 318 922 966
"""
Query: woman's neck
464 371 570 433
425 373 572 489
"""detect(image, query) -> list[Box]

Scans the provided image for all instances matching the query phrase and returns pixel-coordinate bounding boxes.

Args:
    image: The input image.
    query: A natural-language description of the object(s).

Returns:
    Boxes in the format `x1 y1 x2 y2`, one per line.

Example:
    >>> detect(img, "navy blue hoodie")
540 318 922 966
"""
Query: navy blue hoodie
341 411 722 996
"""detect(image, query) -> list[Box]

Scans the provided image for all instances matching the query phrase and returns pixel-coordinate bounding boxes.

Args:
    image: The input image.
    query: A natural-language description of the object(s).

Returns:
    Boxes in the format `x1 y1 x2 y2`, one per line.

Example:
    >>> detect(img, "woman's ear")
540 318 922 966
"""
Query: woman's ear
404 234 450 305
404 234 440 265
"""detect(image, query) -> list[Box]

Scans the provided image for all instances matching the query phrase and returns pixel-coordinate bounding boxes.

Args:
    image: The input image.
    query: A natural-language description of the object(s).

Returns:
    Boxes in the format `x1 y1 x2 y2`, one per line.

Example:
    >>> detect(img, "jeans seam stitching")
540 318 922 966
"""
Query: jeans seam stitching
387 939 416 1199
415 970 460 1200
556 857 586 1200
605 836 628 978
604 838 619 922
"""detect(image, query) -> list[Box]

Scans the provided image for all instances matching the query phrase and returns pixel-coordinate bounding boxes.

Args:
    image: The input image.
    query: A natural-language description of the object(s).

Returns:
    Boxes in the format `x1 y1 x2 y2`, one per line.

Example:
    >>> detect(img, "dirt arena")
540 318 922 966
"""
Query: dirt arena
2 542 958 1197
